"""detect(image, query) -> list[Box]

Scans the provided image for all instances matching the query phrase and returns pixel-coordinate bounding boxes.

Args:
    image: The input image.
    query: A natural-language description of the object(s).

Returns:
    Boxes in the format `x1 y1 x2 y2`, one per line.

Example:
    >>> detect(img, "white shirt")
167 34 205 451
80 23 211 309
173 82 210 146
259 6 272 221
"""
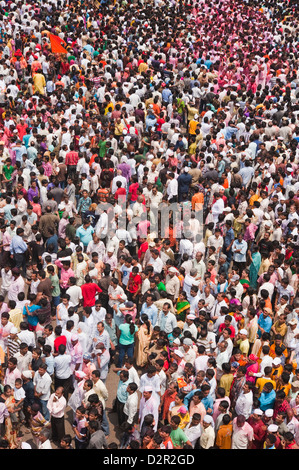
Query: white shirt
33 371 52 401
235 391 253 419
123 392 139 424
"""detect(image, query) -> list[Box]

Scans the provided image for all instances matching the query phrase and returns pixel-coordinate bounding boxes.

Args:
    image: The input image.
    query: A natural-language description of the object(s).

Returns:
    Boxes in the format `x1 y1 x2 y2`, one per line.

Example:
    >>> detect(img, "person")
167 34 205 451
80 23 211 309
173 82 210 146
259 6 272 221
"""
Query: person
117 314 138 367
38 427 53 449
169 415 192 449
199 415 215 449
87 420 108 449
215 414 233 449
72 406 88 449
0 0 295 452
231 415 254 449
47 386 67 445
33 363 52 421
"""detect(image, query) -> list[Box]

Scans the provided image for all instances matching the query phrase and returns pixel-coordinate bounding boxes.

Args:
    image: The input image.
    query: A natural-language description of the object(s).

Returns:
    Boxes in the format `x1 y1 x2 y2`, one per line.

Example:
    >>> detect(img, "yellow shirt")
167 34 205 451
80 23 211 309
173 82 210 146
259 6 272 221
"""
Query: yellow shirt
255 377 276 395
188 119 199 135
8 308 23 331
220 373 234 396
33 73 46 95
236 338 250 356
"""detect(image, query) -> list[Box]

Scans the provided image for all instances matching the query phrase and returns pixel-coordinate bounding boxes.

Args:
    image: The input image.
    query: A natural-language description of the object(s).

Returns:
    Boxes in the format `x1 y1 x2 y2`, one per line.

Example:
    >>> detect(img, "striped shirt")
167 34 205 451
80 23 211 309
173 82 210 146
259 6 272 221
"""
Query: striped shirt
7 337 21 358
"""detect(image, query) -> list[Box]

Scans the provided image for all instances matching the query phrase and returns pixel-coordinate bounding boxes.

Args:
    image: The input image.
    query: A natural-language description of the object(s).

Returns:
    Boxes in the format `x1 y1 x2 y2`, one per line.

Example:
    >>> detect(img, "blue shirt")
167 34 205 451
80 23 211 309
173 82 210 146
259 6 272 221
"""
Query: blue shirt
259 389 276 411
224 227 235 248
257 313 273 337
76 225 94 246
232 239 248 263
183 388 214 411
10 235 27 254
140 303 158 327
23 304 41 327
116 376 130 404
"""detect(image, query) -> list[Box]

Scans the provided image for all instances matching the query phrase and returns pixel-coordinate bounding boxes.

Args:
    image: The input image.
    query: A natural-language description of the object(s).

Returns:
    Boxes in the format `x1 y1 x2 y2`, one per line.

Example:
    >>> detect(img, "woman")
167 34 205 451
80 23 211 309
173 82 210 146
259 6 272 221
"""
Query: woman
134 313 153 368
117 314 138 367
167 391 190 429
176 291 190 322
245 354 259 384
0 385 18 448
242 286 257 311
249 245 261 289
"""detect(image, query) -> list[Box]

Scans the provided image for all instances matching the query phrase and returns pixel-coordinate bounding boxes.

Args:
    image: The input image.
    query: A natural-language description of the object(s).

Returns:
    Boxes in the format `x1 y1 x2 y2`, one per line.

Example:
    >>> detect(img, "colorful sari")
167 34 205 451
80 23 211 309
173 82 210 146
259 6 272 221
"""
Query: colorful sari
176 300 190 322
134 323 153 367
249 251 261 289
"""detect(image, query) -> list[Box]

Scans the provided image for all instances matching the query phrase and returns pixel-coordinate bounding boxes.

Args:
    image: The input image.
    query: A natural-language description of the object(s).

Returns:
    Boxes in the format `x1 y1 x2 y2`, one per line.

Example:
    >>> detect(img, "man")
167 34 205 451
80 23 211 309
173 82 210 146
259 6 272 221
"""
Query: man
39 206 60 241
157 302 177 334
10 228 28 274
93 342 110 383
184 413 202 448
231 414 254 449
231 233 248 276
165 267 180 302
33 363 52 421
115 370 130 426
93 321 110 352
235 381 254 419
91 369 109 435
53 344 72 400
38 428 53 449
123 382 139 425
179 338 196 365
140 294 158 327
138 387 159 432
87 420 108 449
47 386 67 444
247 409 267 449
70 334 84 374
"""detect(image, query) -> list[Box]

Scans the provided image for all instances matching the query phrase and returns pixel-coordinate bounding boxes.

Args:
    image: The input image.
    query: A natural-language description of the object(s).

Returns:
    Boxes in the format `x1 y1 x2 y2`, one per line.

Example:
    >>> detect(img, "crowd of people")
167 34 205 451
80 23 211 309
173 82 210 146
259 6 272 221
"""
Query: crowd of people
0 0 297 451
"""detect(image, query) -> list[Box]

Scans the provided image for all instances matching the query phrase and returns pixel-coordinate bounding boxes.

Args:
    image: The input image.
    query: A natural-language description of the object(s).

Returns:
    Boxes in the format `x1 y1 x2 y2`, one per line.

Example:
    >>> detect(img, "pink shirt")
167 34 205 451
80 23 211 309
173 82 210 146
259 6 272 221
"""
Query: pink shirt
4 367 22 388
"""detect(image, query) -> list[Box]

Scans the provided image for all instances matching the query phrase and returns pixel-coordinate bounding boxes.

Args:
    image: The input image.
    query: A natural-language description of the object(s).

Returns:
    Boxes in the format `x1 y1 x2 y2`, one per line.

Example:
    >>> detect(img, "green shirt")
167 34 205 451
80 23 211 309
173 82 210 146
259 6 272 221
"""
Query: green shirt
49 274 60 298
170 427 189 448
98 140 107 159
3 164 14 180
119 323 138 346
157 282 166 292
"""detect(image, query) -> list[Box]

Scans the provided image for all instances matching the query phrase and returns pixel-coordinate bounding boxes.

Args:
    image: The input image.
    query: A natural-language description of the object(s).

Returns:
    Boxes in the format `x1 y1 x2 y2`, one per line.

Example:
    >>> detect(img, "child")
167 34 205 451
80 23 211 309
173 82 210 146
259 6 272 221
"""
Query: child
16 292 28 312
60 434 73 449
25 262 33 286
13 378 26 427
72 406 88 449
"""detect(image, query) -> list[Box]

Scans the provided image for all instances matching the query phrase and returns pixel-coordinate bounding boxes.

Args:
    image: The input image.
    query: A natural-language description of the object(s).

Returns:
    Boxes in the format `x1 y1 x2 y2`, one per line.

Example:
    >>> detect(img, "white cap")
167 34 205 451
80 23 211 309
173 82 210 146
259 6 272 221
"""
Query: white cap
173 350 184 358
265 409 274 417
253 409 263 416
239 329 248 335
268 424 278 432
10 327 18 334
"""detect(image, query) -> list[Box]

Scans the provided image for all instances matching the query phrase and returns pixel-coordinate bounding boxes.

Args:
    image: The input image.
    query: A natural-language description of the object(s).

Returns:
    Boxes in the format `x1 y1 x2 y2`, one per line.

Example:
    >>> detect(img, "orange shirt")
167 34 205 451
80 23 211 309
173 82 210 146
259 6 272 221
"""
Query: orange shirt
216 424 233 449
191 192 204 211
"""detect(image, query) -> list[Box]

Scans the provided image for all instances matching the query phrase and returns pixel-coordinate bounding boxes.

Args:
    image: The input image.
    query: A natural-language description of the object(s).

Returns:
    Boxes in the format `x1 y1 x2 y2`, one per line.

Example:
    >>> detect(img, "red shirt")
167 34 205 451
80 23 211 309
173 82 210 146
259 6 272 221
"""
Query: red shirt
127 273 142 294
81 282 102 307
219 323 236 338
129 182 139 202
115 187 127 203
54 335 67 353
65 151 79 166
138 241 148 259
